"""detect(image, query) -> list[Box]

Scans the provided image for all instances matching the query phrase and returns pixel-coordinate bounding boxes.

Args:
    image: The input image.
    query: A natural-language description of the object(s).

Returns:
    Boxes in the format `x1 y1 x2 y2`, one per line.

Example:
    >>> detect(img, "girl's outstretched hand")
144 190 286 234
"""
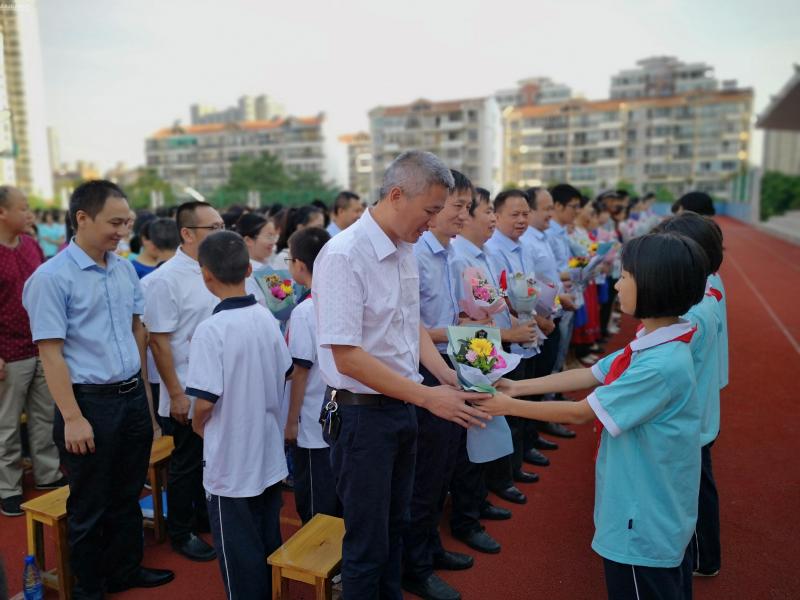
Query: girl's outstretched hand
473 391 516 417
494 378 518 397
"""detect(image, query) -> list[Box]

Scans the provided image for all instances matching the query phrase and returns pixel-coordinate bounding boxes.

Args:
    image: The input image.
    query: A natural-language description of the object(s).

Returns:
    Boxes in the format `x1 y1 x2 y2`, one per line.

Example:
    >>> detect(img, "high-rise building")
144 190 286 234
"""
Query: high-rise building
762 130 800 176
47 125 60 172
495 77 573 110
0 30 15 187
369 97 500 192
610 56 718 99
0 0 52 198
145 114 341 195
502 88 753 199
338 132 373 201
190 94 286 125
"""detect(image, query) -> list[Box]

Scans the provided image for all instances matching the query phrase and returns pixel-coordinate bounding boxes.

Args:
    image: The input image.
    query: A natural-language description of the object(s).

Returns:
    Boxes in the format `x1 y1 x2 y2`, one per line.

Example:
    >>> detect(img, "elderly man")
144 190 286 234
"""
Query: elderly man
313 151 489 600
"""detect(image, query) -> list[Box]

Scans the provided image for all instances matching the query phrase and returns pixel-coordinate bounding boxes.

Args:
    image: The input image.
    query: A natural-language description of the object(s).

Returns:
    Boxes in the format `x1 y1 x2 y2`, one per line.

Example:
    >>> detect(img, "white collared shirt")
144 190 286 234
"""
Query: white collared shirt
313 208 422 393
141 247 219 418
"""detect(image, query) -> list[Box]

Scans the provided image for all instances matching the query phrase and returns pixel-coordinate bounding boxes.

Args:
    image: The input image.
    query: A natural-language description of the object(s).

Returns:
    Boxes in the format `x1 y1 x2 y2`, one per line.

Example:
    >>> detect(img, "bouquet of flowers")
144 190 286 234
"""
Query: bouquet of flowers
459 267 507 321
534 280 560 317
252 266 298 321
447 326 519 463
504 272 542 349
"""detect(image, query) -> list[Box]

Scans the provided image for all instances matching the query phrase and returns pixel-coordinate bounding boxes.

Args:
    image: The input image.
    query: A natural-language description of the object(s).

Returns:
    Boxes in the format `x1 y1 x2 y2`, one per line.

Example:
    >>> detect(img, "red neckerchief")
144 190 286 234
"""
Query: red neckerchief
593 325 697 460
706 288 722 302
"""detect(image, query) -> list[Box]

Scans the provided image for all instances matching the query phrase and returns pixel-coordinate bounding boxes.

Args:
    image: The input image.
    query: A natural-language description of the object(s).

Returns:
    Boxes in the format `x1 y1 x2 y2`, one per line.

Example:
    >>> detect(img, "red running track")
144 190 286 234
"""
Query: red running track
2 217 798 599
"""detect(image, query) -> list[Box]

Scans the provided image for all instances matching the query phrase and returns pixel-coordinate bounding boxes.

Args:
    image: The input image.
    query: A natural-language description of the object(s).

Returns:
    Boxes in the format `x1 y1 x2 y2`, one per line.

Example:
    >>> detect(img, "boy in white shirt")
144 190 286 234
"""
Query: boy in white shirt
284 226 342 523
186 231 292 600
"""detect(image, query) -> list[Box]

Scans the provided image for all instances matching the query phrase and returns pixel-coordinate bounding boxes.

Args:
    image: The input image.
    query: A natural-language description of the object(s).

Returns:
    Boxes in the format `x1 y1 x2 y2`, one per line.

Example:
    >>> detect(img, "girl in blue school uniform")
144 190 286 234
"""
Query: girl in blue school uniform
476 232 710 600
654 213 726 577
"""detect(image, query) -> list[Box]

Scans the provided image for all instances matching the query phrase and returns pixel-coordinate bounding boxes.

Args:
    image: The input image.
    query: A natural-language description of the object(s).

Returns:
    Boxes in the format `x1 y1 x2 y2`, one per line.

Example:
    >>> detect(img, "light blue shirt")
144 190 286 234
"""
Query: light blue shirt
450 236 512 331
23 241 144 384
707 273 728 389
485 230 538 358
520 226 560 285
587 321 700 568
545 220 571 272
414 231 460 353
326 221 342 237
685 295 722 446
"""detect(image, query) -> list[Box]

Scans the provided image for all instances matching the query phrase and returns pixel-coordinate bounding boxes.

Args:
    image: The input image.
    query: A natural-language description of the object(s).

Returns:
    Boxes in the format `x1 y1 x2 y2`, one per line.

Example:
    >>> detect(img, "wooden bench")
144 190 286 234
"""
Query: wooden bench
21 485 71 600
268 513 345 600
142 435 174 542
19 436 176 599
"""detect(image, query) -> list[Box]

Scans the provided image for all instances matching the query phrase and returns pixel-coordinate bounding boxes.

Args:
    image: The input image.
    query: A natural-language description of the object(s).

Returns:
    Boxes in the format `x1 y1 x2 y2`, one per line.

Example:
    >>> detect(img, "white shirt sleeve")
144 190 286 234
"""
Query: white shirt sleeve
142 276 179 333
288 307 316 366
184 323 223 402
315 252 364 348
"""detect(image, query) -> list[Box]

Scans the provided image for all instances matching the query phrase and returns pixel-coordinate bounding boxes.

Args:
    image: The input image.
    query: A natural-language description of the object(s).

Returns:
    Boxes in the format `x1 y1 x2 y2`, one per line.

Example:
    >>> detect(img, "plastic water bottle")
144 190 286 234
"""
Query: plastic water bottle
22 555 43 600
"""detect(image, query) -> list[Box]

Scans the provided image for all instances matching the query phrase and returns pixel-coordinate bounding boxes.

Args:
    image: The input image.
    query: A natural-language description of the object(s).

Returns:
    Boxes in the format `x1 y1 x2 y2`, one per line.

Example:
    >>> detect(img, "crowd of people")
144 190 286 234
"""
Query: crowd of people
0 150 726 600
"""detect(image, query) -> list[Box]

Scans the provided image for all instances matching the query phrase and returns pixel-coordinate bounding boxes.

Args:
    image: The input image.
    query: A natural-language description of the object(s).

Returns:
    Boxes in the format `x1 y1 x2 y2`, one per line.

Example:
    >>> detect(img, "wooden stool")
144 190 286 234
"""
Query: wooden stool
268 514 345 600
21 485 71 600
143 435 174 542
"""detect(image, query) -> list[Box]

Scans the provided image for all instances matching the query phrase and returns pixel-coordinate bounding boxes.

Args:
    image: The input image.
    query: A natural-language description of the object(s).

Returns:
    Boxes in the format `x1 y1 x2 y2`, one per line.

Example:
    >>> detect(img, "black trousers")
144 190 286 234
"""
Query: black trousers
603 548 693 600
329 401 417 600
167 419 208 543
53 379 152 599
291 445 341 524
600 277 619 338
449 427 488 538
690 441 721 574
206 482 283 600
530 321 561 436
485 356 536 487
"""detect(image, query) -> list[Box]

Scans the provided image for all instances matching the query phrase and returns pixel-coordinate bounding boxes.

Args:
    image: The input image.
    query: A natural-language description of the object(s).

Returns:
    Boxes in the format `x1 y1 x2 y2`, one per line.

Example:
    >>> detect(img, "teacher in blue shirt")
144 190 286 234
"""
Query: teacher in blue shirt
23 181 174 599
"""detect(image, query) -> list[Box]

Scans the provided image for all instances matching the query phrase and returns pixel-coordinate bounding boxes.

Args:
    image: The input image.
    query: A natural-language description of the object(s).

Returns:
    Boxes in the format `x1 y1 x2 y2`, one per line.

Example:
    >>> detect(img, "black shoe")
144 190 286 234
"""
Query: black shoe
107 567 175 592
433 550 473 571
489 485 527 504
402 574 461 600
513 470 539 484
0 495 23 517
532 436 559 451
523 448 550 467
479 504 511 521
171 533 216 562
539 422 576 438
454 529 501 554
35 476 68 490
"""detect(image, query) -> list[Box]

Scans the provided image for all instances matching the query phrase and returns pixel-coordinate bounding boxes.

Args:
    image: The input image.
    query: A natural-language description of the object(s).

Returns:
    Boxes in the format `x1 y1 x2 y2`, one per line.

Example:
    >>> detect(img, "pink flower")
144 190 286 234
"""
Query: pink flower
492 355 507 369
465 350 478 363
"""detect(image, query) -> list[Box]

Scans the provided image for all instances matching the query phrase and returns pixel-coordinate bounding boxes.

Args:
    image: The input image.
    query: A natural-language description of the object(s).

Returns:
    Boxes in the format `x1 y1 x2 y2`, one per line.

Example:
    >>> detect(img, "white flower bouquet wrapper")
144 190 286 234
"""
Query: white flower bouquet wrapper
446 326 519 463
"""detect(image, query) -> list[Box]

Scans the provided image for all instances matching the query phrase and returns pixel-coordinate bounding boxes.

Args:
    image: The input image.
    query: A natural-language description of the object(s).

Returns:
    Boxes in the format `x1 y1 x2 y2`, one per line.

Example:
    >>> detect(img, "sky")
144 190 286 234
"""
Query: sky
40 0 800 172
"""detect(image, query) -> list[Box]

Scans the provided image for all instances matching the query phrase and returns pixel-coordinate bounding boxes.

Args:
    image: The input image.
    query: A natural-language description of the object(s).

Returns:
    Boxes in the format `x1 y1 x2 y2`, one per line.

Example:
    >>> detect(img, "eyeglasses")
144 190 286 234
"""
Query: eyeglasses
186 223 225 231
284 257 296 265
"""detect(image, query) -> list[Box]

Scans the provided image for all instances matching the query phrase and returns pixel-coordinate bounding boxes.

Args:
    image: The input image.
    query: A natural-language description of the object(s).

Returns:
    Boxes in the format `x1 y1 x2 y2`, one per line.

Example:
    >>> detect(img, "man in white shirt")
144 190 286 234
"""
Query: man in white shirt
326 191 363 236
313 151 489 600
143 201 222 562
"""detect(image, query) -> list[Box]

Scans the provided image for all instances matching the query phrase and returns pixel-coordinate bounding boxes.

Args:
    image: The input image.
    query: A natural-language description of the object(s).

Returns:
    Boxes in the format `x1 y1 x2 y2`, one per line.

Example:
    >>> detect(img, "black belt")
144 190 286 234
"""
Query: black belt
330 388 404 407
73 375 141 396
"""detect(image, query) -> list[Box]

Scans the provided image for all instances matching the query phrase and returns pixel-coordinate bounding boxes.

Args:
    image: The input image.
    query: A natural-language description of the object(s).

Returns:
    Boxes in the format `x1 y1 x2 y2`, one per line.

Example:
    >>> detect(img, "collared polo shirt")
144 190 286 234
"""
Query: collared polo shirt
313 208 422 393
587 321 700 568
23 240 143 384
185 295 292 497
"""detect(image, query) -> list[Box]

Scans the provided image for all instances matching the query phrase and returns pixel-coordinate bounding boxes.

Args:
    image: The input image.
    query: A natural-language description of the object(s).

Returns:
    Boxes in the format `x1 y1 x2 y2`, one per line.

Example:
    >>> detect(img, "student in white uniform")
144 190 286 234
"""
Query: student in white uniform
143 201 222 562
477 233 709 600
283 226 341 523
185 231 292 600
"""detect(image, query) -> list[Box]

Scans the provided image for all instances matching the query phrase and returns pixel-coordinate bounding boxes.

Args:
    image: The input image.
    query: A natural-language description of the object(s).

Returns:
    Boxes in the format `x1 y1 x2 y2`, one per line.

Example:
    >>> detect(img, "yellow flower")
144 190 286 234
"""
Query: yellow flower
469 338 493 358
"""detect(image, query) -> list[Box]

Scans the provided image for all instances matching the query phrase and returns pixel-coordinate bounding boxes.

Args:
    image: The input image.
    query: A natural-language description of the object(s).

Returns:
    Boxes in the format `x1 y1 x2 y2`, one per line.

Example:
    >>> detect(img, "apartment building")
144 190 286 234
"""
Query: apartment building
495 77 573 111
338 132 373 200
369 97 500 191
503 88 753 199
190 94 286 125
610 56 719 99
145 114 341 195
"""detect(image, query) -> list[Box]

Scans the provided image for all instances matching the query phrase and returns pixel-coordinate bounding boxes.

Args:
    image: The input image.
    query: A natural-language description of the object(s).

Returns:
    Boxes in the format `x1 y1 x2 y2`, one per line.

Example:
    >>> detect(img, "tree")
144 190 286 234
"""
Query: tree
126 169 175 210
760 171 800 220
615 179 636 195
653 185 675 205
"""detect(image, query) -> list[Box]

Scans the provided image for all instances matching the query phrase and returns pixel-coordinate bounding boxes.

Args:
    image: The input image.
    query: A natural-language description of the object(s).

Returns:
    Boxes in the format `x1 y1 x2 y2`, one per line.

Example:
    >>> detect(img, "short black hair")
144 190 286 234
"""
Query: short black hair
288 226 330 274
525 186 545 210
332 192 360 214
450 169 474 195
621 233 708 319
493 189 529 213
143 218 180 252
176 200 214 231
678 191 716 216
69 180 127 227
233 212 267 239
198 231 250 285
470 187 491 215
652 213 723 275
277 205 324 252
549 183 581 207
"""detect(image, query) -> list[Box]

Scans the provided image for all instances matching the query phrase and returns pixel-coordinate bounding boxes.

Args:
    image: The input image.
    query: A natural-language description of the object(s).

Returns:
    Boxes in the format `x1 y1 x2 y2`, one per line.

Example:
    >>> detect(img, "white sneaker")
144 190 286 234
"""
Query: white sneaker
607 323 620 335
